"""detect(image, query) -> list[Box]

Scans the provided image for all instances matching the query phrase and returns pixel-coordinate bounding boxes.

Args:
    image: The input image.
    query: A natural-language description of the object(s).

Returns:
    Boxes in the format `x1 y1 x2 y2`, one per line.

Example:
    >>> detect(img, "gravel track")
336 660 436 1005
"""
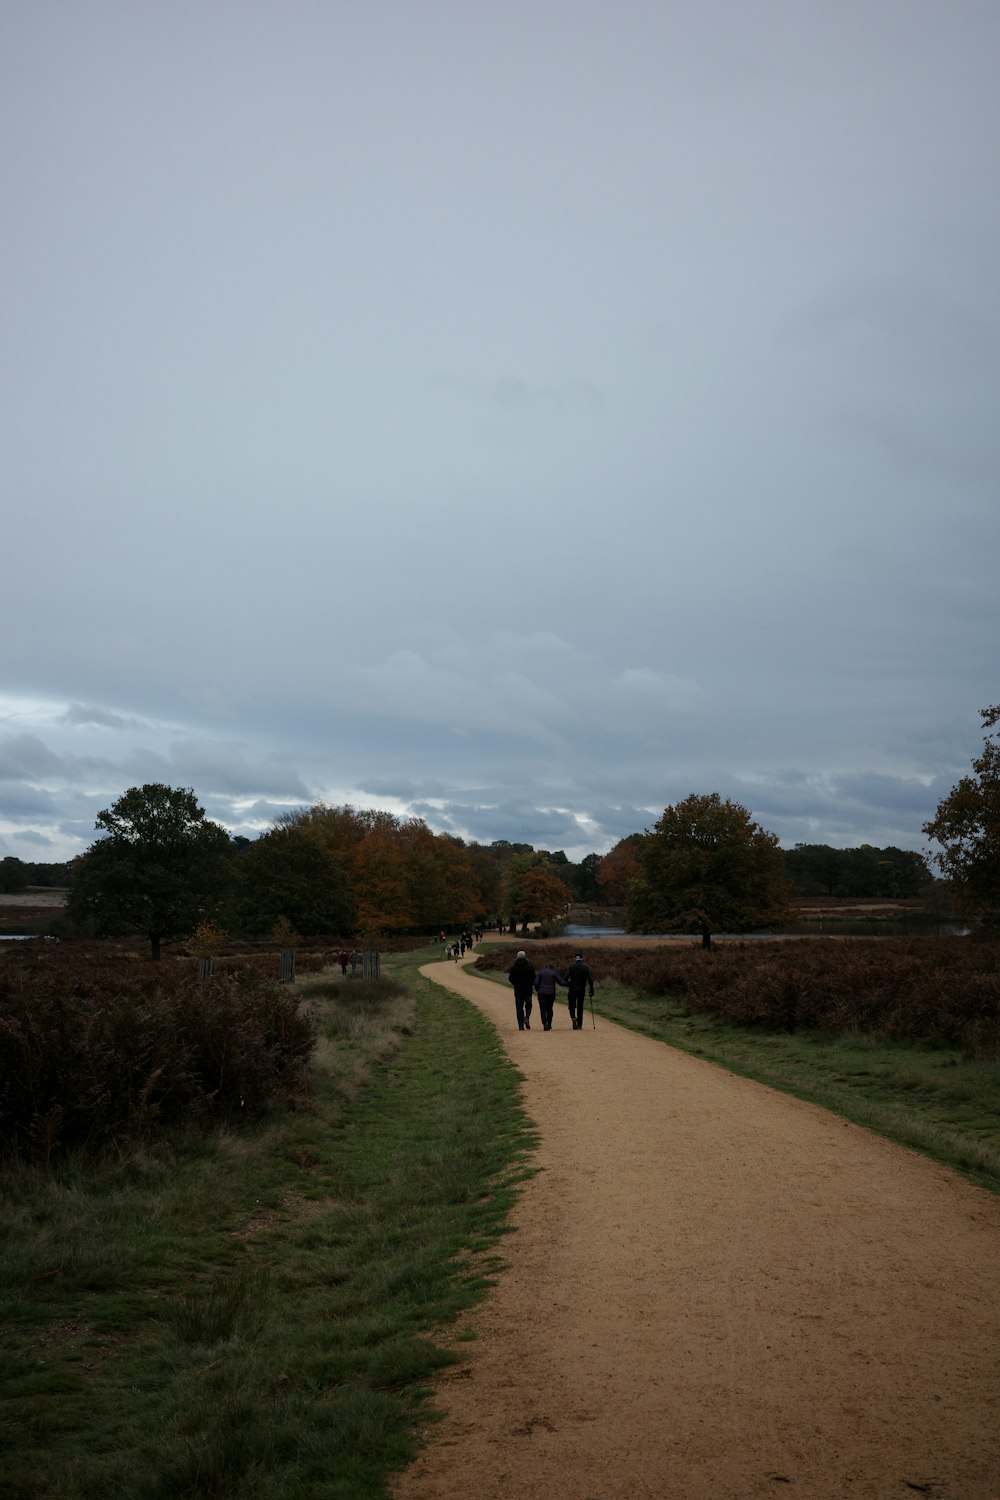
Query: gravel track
392 958 1000 1500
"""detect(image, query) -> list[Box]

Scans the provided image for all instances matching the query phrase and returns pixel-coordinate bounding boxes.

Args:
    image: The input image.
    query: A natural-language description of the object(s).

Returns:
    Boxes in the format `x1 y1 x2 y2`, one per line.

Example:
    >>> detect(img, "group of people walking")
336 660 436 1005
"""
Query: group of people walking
507 950 595 1031
444 929 480 961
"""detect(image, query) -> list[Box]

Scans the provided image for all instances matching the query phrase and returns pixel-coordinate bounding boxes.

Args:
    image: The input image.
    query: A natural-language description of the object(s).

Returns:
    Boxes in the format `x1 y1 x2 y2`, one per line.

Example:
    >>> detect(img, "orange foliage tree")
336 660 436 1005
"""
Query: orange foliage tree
503 856 573 930
596 836 644 905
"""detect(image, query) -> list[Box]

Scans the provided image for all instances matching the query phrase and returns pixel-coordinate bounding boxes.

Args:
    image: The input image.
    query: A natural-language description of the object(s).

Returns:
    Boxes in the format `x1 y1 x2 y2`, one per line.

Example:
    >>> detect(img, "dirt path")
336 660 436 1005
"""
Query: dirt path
393 958 1000 1500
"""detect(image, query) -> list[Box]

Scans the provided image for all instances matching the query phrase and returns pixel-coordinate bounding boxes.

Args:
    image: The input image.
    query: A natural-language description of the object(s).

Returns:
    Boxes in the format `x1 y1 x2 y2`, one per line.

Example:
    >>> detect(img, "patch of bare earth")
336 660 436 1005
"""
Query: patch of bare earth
0 889 68 908
393 959 1000 1500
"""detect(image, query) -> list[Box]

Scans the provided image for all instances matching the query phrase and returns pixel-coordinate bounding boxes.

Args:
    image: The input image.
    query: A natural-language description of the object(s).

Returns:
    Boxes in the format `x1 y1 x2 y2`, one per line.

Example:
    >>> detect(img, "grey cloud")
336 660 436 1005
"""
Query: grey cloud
1 827 58 850
201 797 311 836
60 702 153 731
427 800 591 852
2 4 996 865
0 734 67 781
433 373 605 419
356 776 452 801
831 772 938 817
0 782 57 818
118 742 313 802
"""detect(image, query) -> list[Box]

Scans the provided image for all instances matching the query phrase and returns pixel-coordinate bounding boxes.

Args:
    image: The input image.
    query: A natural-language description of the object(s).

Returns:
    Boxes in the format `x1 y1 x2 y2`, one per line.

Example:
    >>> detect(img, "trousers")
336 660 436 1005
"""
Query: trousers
567 989 590 1027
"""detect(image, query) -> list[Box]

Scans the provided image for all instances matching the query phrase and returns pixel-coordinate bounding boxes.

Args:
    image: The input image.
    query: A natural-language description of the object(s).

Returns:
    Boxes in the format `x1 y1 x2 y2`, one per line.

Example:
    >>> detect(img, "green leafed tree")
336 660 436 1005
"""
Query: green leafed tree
67 784 234 958
0 856 29 893
234 824 355 937
924 703 1000 924
627 792 794 946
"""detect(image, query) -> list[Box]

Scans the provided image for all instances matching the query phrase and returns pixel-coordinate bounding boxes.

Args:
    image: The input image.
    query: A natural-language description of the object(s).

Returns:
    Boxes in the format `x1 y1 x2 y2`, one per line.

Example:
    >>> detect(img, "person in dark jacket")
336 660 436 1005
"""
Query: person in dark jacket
564 953 595 1028
507 950 536 1030
534 960 568 1030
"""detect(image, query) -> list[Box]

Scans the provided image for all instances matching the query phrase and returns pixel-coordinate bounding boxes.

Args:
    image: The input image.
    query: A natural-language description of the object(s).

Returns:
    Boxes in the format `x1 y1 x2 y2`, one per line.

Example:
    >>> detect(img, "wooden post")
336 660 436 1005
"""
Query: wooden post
279 948 296 983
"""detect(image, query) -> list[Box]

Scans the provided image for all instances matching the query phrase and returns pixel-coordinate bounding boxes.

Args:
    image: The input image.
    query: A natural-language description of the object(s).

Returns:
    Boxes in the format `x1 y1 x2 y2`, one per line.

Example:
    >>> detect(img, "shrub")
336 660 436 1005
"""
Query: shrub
0 949 315 1162
474 939 1000 1052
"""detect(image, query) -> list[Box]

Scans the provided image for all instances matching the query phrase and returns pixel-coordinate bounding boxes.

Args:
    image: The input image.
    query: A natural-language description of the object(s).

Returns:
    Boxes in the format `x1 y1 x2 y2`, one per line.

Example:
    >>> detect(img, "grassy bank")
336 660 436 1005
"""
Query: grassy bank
475 950 1000 1195
0 946 535 1500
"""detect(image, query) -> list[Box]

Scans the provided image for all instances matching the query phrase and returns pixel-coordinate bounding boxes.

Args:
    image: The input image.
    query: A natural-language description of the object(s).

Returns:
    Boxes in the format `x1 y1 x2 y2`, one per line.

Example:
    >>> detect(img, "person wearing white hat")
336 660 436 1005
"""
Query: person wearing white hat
507 949 536 1030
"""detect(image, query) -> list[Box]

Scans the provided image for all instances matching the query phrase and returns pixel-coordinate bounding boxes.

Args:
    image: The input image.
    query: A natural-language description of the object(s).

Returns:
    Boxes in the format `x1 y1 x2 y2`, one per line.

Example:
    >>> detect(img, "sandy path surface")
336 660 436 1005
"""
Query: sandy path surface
393 958 1000 1500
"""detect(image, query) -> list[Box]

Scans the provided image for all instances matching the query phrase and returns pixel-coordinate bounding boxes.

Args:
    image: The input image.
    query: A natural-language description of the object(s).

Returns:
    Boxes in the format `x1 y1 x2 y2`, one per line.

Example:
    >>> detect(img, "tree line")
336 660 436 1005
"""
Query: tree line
62 789 592 957
41 702 1000 953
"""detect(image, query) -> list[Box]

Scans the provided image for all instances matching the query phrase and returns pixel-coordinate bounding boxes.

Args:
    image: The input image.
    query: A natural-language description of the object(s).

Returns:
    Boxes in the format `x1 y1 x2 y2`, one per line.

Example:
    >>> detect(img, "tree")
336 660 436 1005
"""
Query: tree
597 836 645 906
67 784 234 958
783 843 845 897
235 824 354 937
572 852 603 904
0 856 29 894
924 704 1000 922
503 856 573 931
626 792 793 947
784 843 929 899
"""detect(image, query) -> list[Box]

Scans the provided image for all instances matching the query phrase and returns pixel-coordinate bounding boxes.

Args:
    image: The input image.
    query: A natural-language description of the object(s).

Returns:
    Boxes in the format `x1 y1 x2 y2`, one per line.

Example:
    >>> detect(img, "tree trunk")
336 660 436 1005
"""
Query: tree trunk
701 928 711 949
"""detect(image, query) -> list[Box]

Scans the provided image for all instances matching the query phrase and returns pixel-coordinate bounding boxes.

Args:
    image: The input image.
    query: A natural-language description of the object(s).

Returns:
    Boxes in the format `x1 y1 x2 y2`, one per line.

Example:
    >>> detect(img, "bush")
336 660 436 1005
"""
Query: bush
0 948 315 1162
474 939 1000 1052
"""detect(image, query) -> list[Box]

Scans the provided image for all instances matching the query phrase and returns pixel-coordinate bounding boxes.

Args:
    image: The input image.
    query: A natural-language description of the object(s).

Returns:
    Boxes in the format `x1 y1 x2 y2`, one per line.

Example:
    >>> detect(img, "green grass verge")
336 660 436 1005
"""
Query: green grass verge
0 948 536 1500
476 960 1000 1194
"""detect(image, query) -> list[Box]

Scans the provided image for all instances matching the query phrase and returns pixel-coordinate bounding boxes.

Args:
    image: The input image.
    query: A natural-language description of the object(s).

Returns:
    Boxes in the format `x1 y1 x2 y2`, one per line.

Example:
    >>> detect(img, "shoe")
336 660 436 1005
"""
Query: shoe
524 1022 530 1029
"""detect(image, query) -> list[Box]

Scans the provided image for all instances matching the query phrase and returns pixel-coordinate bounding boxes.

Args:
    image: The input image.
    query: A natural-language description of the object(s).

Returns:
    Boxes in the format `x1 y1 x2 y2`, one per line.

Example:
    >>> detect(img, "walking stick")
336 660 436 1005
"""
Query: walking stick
589 989 596 1029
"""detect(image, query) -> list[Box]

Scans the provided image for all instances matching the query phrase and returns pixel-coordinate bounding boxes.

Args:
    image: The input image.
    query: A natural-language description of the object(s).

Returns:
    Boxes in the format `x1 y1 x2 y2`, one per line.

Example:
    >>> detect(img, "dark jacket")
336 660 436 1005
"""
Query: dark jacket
534 963 568 997
507 956 536 999
565 958 595 997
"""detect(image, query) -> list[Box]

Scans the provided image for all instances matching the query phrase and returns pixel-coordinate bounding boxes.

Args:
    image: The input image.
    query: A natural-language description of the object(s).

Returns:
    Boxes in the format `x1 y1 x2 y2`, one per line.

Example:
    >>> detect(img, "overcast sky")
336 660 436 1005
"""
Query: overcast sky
3 1 998 866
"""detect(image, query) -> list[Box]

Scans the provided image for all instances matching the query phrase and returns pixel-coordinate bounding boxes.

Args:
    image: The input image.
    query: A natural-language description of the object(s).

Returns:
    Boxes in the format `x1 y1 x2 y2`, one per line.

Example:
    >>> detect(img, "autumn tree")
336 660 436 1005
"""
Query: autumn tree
503 856 573 931
403 826 484 931
924 703 1000 922
596 835 644 906
349 814 414 931
67 784 234 959
462 840 504 920
626 792 793 947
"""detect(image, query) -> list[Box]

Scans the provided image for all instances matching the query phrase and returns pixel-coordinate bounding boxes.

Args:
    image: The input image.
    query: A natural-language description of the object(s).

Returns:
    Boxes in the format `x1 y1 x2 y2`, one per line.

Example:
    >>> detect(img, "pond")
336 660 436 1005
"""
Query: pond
561 921 970 940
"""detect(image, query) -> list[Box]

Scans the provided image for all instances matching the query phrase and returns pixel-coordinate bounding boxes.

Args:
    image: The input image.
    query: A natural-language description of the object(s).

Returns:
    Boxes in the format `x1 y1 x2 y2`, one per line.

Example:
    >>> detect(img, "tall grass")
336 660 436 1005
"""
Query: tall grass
0 948 536 1500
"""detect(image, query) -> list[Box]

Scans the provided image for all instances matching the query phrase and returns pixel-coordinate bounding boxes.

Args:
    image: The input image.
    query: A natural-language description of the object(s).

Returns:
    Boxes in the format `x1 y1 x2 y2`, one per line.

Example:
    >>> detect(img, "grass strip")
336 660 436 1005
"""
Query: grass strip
0 949 536 1500
476 957 1000 1194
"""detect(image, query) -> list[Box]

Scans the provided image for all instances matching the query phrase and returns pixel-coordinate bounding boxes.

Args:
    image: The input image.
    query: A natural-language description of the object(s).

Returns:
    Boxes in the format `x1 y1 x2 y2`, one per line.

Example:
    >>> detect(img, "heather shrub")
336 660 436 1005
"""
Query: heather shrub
0 950 315 1162
474 939 1000 1052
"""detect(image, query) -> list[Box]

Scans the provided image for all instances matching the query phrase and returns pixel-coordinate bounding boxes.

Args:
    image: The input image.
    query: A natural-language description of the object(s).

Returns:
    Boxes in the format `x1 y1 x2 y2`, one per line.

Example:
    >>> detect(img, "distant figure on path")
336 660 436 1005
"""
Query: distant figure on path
508 950 536 1030
534 960 568 1030
564 952 595 1028
338 949 349 976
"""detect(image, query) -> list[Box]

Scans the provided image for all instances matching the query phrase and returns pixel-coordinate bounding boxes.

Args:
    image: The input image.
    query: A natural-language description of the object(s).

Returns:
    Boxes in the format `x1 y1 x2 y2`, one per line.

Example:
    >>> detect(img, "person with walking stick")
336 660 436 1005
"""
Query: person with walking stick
564 952 595 1029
